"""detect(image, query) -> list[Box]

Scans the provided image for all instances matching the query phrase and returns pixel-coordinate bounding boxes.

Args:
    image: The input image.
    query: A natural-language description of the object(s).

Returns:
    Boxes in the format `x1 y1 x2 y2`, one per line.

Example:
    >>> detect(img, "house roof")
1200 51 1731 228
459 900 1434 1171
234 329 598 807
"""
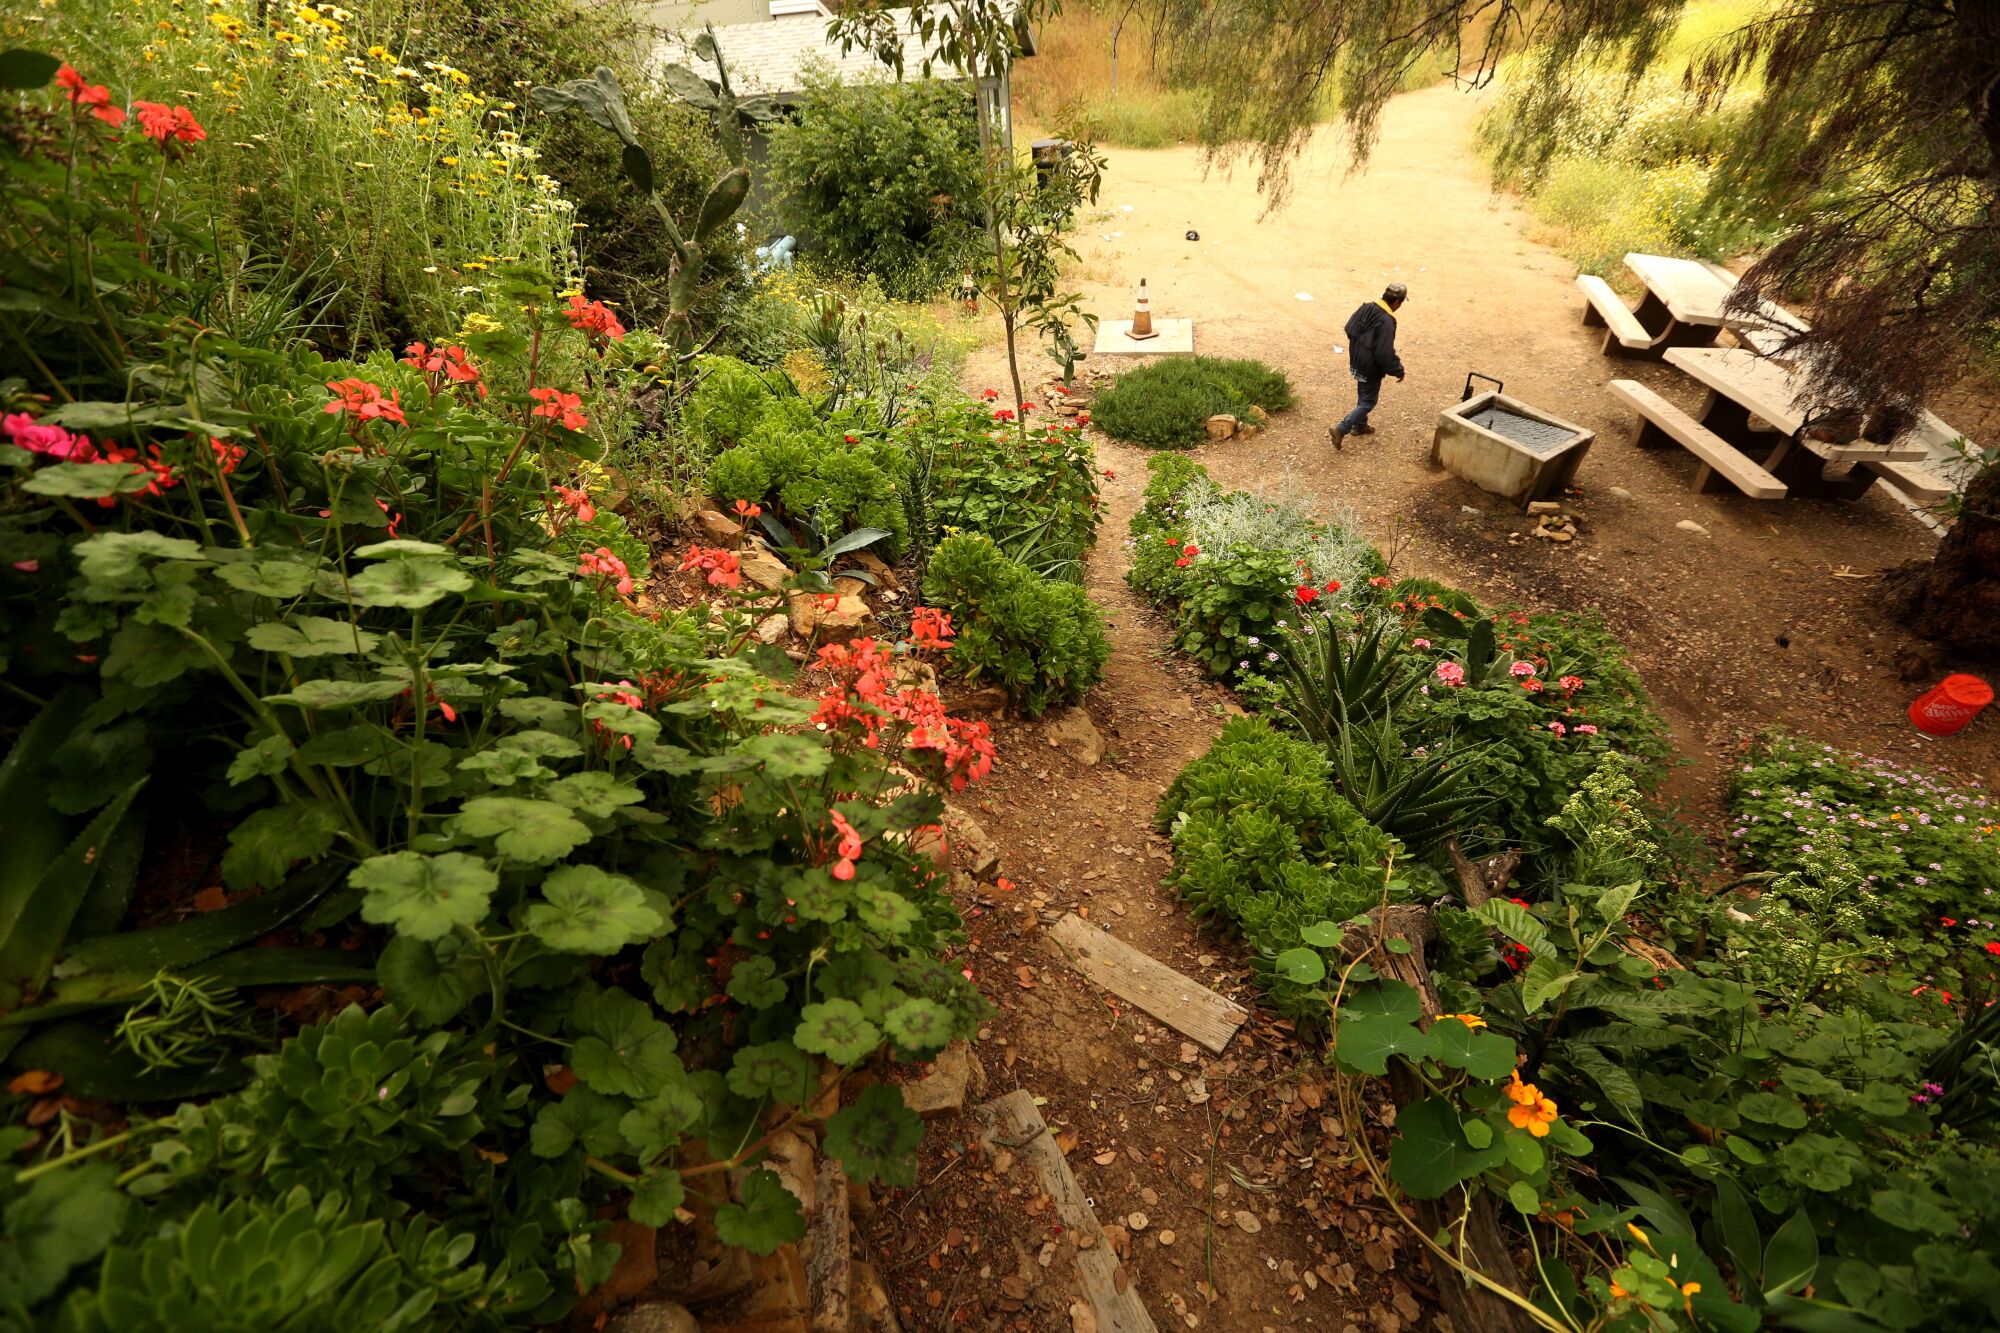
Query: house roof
648 5 1031 100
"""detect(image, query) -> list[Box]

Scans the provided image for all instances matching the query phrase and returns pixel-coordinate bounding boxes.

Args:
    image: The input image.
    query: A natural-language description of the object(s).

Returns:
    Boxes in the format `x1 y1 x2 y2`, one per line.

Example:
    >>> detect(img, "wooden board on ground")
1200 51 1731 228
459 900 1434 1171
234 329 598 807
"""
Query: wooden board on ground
975 1090 1160 1333
1046 913 1247 1054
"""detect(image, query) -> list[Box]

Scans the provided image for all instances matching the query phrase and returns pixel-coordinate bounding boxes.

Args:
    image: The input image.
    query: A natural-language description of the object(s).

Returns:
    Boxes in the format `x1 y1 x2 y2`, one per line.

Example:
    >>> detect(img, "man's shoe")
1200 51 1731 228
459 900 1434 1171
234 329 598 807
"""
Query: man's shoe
1352 424 1376 437
1328 426 1345 452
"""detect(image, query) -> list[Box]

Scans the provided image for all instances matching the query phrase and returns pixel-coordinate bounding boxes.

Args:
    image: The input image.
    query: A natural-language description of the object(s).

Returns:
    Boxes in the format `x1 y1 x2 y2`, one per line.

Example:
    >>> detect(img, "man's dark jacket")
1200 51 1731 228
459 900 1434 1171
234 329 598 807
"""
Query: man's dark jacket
1345 302 1404 380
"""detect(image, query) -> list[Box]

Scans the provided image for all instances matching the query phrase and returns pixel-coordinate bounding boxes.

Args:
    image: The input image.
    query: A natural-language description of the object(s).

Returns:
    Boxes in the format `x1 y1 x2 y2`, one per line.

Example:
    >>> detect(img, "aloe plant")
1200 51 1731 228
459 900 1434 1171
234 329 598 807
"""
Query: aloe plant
531 63 751 364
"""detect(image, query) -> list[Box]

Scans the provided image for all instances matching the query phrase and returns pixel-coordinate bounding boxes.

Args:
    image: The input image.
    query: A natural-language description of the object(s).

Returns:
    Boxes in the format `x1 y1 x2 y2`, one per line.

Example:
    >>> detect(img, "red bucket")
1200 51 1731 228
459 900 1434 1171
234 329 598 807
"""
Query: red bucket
1909 674 1994 737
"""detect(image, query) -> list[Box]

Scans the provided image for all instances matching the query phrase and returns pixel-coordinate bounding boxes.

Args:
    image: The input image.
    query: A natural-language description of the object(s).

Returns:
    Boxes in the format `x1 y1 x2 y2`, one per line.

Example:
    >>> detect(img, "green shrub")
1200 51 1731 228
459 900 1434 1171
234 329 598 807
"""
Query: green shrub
921 534 1108 716
1091 356 1297 449
906 398 1102 581
765 69 985 299
1155 718 1403 1020
701 395 910 555
686 355 780 446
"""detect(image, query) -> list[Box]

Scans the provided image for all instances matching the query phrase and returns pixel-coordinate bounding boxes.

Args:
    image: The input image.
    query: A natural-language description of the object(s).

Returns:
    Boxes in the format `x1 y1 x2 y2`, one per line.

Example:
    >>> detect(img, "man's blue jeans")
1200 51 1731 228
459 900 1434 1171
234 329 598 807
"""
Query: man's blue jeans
1336 371 1381 434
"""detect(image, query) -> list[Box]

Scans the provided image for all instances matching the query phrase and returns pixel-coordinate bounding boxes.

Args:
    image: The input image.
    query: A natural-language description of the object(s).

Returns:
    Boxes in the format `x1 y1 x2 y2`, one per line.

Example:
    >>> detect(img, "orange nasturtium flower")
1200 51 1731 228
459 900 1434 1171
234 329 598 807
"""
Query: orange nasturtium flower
1504 1071 1558 1137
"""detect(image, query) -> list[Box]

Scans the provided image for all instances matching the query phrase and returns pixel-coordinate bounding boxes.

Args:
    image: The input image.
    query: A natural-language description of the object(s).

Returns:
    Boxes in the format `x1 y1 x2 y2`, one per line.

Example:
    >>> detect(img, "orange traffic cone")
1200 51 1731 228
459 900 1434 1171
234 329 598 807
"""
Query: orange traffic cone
1128 278 1158 341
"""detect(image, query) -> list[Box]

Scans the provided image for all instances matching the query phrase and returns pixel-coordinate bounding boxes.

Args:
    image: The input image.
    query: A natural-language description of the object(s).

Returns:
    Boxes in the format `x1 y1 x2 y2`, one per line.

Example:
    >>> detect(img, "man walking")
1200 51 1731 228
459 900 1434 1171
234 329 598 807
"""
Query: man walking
1330 283 1407 450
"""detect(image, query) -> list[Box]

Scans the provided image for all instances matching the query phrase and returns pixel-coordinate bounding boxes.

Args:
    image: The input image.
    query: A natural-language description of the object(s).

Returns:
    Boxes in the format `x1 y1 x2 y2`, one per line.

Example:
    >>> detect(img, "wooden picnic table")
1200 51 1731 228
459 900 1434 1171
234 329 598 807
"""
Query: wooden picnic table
1664 346 1935 499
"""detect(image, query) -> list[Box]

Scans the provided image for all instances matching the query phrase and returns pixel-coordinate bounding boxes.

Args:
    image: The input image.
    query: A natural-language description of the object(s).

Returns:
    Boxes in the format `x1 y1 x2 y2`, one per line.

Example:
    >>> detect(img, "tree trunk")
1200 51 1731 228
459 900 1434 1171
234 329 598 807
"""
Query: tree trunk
1353 906 1540 1333
1887 467 2000 660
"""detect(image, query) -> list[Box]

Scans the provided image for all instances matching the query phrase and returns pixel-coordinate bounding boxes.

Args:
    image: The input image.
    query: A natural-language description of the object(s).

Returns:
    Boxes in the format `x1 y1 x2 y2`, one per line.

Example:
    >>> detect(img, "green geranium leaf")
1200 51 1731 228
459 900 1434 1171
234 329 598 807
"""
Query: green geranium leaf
824 1083 923 1187
265 678 409 710
453 797 591 865
569 985 681 1099
73 531 205 583
1738 1092 1809 1130
714 1170 806 1256
351 851 498 941
1273 948 1326 985
736 733 832 779
882 997 955 1053
1387 1098 1506 1200
1431 1020 1515 1080
630 1170 687 1227
725 1041 814 1104
244 616 381 657
545 771 645 819
221 800 342 891
853 886 919 937
353 538 453 558
525 865 662 953
794 998 880 1065
215 559 321 598
23 463 153 500
620 1083 706 1159
1333 1012 1437 1077
346 558 473 609
377 935 481 1027
0 1163 126 1307
226 733 294 785
725 956 790 1009
529 1086 630 1159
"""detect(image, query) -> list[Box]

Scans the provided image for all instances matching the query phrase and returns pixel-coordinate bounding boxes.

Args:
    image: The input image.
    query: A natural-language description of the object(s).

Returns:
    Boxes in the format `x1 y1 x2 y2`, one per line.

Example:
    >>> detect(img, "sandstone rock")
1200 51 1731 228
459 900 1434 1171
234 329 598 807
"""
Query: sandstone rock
1526 500 1562 514
1676 519 1710 536
739 545 792 591
1205 414 1239 440
1237 420 1260 439
833 575 869 598
1044 707 1105 766
786 590 873 637
852 1261 900 1333
1608 485 1635 500
806 1160 852 1333
588 1220 658 1308
696 509 743 544
899 1040 986 1118
607 1303 699 1333
766 1130 817 1211
961 685 1011 716
945 807 1001 880
846 550 900 591
756 613 790 644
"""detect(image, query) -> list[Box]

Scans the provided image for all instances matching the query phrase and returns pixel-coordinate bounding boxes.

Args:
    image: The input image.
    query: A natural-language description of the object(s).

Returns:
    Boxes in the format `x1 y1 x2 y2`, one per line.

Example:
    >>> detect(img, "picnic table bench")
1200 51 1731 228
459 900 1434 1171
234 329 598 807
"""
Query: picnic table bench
1608 345 1957 502
1577 253 1808 360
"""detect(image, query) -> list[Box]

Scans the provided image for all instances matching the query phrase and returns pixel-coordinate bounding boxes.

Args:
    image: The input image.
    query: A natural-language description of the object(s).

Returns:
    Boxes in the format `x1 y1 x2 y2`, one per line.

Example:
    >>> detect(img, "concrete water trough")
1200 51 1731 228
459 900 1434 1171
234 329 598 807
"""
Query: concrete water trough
1430 391 1594 508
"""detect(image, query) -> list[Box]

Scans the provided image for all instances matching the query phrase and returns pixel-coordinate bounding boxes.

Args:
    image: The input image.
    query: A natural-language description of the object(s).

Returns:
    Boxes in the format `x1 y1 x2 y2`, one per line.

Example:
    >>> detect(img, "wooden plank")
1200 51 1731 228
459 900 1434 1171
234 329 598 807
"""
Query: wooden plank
975 1090 1160 1333
1863 459 1955 504
1608 379 1788 499
1575 274 1656 350
1047 914 1247 1054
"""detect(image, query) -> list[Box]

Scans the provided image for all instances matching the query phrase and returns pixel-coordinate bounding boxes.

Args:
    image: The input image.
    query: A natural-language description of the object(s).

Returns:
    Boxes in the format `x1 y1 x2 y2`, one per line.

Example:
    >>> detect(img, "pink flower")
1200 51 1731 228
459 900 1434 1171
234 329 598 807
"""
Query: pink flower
1548 721 1568 736
3 412 95 460
677 544 741 589
1411 637 1431 649
1434 661 1466 687
829 810 864 881
1509 661 1536 679
1559 675 1584 693
1575 723 1599 735
11 560 39 573
579 546 634 596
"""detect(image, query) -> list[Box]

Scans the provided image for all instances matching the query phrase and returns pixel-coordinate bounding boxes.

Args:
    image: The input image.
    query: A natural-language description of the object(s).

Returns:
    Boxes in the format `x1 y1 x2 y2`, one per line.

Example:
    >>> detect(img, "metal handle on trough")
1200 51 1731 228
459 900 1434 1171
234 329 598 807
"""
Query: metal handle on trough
1462 372 1503 402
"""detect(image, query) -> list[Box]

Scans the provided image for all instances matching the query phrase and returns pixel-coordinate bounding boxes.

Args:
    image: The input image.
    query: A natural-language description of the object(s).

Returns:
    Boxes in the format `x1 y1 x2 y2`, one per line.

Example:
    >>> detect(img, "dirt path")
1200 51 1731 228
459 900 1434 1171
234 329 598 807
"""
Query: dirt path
866 83 2000 1333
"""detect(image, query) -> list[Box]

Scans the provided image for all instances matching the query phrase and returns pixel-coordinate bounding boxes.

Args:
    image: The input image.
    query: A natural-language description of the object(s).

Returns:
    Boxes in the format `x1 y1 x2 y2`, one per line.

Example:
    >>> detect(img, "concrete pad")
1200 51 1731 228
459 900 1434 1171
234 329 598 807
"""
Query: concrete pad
1093 318 1194 355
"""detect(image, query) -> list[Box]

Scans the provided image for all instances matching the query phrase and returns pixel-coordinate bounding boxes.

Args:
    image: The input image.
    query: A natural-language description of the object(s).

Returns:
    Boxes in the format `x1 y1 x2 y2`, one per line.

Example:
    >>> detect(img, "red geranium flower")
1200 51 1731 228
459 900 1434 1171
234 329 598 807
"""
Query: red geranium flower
529 387 588 432
563 294 626 342
1294 585 1320 606
324 378 407 426
677 544 741 589
56 65 125 126
132 100 204 147
579 546 635 596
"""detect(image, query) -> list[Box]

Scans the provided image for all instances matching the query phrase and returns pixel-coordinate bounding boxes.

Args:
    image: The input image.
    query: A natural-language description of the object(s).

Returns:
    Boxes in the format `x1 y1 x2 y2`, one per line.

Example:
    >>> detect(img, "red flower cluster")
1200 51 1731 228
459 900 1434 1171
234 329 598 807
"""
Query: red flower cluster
530 387 587 432
210 436 247 475
56 65 125 127
592 680 644 751
564 295 627 343
4 413 178 505
401 342 486 398
732 498 762 520
132 100 205 147
829 810 864 881
554 484 595 523
325 378 407 427
578 546 634 596
1294 585 1320 606
908 606 955 651
810 636 997 791
679 545 742 589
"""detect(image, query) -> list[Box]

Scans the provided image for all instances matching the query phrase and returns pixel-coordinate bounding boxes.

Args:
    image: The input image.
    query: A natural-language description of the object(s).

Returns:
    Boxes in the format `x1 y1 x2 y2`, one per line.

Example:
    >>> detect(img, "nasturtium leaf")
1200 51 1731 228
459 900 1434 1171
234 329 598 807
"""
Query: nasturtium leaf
1300 921 1344 948
725 956 789 1009
620 1082 706 1159
545 771 645 819
714 1169 806 1256
1339 980 1423 1025
824 1083 923 1187
214 559 320 598
351 851 497 941
1387 1099 1506 1200
377 935 481 1027
244 616 381 657
1333 1013 1436 1077
525 865 662 953
1273 948 1326 985
346 558 473 609
1430 1020 1516 1080
265 677 409 710
221 800 342 891
1507 1181 1541 1214
629 1170 687 1227
853 887 919 937
226 733 295 785
1738 1092 1809 1130
454 797 591 865
569 985 681 1099
1462 1118 1494 1149
882 997 955 1053
1868 1188 1958 1236
529 1086 631 1159
794 999 881 1065
725 1040 814 1104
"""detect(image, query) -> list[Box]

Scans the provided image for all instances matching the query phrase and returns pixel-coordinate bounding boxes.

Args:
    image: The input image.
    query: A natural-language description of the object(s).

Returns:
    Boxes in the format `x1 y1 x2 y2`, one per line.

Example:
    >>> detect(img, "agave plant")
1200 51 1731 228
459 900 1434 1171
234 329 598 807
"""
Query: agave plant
1269 613 1417 743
